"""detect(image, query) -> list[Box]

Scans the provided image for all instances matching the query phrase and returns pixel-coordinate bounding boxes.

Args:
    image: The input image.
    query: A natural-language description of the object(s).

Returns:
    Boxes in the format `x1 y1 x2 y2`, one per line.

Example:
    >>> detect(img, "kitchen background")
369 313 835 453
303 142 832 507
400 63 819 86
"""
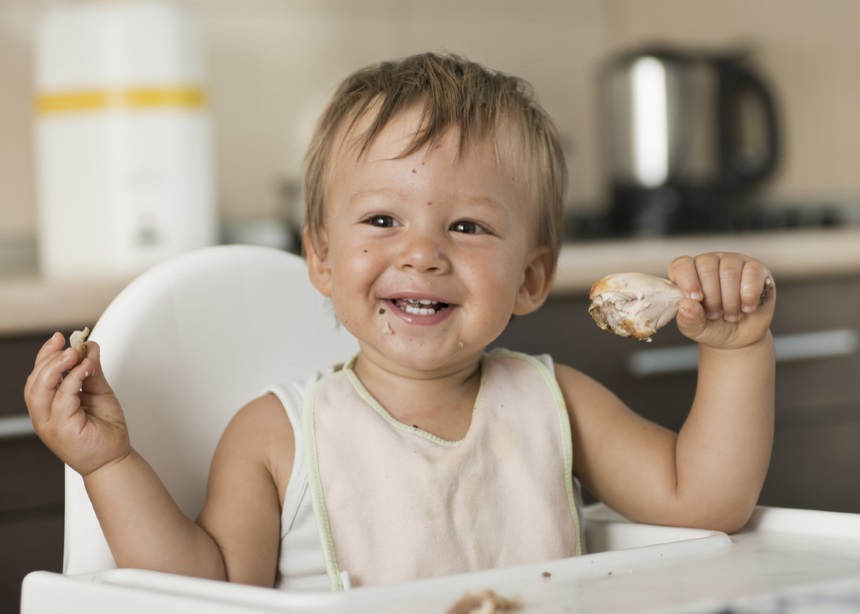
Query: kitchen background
2 0 860 249
2 0 860 611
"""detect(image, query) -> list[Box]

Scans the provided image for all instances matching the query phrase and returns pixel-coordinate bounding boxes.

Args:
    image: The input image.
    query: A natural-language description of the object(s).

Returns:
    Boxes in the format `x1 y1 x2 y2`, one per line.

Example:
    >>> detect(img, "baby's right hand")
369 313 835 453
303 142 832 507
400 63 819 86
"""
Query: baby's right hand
24 332 131 477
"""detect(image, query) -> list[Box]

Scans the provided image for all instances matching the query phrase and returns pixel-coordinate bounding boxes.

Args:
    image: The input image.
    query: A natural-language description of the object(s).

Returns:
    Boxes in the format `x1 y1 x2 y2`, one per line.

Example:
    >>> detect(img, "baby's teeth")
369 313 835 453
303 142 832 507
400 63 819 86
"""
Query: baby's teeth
395 298 445 315
403 304 435 315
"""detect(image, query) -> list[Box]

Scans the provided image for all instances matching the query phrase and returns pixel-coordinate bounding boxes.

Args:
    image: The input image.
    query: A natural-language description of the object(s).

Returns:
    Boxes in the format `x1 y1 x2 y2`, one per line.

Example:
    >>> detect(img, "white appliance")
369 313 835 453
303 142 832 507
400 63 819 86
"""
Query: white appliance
34 0 217 279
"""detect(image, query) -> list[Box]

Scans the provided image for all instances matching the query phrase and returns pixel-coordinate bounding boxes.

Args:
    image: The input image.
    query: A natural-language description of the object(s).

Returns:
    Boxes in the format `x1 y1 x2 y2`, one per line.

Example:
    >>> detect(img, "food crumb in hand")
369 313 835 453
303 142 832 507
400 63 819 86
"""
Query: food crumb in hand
446 590 523 614
69 327 90 358
759 276 774 305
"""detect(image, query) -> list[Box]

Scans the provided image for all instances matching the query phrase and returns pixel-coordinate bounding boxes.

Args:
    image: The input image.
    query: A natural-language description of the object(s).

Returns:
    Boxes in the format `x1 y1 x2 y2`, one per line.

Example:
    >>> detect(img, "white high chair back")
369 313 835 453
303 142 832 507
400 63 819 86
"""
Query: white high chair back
63 245 358 575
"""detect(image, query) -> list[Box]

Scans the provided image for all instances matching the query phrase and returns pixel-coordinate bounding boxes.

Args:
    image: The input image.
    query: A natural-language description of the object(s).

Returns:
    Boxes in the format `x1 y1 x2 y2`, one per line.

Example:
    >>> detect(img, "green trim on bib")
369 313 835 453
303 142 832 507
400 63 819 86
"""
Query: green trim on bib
302 370 345 591
489 350 583 557
342 355 466 447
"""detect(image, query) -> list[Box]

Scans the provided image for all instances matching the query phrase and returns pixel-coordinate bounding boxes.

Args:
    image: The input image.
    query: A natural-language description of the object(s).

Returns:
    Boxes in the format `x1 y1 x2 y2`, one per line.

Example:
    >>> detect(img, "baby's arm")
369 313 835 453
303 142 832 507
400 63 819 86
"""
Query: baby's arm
87 395 288 585
563 253 775 532
668 253 775 527
24 333 286 584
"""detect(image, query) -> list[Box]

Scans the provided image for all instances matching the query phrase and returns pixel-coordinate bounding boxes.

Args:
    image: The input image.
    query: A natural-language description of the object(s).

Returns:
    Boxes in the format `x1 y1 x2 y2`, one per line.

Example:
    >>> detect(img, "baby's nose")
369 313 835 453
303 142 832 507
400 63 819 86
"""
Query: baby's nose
396 232 451 273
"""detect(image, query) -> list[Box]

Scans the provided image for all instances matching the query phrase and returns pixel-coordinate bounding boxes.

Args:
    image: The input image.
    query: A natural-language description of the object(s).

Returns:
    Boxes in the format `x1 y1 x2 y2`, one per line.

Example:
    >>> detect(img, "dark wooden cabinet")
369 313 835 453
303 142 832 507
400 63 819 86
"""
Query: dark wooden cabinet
0 333 64 612
496 275 860 513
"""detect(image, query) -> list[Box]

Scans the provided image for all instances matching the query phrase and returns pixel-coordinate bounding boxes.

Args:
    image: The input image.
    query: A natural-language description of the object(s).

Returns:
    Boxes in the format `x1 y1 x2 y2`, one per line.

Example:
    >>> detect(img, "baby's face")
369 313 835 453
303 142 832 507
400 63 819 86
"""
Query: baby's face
307 105 549 377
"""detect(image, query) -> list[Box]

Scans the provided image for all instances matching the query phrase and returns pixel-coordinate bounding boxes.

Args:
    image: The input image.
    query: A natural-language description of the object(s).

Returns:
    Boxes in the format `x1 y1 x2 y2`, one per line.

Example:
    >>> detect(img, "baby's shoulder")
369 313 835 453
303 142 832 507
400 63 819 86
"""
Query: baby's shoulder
487 351 610 408
221 394 294 455
550 361 619 409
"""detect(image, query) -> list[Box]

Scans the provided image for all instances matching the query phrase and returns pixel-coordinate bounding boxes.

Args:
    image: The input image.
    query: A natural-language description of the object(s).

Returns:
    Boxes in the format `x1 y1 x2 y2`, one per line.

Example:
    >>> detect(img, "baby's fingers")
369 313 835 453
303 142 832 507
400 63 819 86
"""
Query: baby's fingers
77 342 106 388
33 332 66 366
714 252 747 322
668 255 705 301
740 262 775 314
25 347 81 424
52 358 95 419
25 333 67 399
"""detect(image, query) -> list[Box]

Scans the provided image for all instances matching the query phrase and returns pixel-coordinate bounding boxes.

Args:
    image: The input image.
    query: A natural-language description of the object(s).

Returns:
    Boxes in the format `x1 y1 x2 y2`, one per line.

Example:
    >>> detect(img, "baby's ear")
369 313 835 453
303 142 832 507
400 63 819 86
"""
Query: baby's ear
513 246 554 316
304 226 333 297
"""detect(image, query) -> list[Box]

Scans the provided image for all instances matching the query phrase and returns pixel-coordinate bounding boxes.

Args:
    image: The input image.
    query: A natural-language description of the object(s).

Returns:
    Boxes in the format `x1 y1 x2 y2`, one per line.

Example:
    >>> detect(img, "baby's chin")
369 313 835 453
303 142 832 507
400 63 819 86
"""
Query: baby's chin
361 340 481 376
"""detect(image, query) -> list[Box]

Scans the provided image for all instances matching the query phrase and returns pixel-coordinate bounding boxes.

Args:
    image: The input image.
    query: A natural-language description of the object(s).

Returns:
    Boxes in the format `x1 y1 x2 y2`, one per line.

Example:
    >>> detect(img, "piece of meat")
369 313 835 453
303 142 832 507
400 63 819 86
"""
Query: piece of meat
588 273 684 342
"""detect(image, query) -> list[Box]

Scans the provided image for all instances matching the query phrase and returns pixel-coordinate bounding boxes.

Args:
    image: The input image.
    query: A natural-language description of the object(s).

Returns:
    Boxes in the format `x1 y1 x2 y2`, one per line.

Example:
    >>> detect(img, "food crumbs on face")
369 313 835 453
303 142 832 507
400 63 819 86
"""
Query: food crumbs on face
446 590 523 614
70 327 91 358
383 321 394 335
378 308 386 315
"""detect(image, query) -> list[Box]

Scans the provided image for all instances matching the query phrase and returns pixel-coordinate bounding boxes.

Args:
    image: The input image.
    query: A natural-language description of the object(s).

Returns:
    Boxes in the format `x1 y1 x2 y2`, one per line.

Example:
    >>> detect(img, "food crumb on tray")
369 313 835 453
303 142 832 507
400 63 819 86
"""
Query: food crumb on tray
446 589 523 614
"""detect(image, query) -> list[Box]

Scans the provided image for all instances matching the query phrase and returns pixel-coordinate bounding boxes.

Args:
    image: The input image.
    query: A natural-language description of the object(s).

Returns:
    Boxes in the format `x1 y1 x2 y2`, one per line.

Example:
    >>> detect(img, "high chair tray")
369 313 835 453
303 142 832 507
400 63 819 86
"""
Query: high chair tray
21 504 860 613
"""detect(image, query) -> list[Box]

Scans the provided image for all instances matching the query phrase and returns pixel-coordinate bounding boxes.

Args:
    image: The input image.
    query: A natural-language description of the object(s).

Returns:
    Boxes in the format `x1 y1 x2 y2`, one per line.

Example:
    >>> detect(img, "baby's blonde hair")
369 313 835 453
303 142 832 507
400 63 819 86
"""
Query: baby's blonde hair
303 52 567 271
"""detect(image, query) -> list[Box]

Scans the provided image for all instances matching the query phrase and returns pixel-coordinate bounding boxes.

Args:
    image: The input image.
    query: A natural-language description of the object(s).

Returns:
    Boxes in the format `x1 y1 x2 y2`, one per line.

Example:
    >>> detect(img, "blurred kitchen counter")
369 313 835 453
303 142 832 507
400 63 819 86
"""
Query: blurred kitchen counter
554 227 860 292
2 227 860 335
0 274 132 336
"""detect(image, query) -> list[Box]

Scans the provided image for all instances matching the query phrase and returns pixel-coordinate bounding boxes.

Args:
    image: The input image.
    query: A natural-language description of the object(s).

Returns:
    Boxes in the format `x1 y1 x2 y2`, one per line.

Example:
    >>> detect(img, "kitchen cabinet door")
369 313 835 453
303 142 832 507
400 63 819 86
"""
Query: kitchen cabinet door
0 333 64 611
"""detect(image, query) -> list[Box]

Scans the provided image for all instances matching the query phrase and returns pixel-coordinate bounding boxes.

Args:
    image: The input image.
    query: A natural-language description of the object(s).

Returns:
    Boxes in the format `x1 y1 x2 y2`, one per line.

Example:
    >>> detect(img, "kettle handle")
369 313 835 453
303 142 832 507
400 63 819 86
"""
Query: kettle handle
717 60 780 189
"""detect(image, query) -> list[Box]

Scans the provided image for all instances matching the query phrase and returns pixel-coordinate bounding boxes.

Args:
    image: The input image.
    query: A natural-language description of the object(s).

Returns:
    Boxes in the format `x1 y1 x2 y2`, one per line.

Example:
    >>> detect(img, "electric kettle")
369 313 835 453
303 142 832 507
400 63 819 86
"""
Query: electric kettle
601 46 780 235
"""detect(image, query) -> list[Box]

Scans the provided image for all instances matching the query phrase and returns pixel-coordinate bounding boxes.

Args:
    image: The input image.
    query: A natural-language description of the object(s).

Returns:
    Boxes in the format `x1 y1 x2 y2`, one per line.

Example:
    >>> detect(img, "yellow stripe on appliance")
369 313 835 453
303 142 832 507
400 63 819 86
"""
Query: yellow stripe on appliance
36 87 206 114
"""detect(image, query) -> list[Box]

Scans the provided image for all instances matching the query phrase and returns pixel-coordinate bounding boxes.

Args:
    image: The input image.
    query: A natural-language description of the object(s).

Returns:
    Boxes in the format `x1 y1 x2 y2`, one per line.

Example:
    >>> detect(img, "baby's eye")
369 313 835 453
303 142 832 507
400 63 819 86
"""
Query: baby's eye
364 214 397 228
450 220 484 234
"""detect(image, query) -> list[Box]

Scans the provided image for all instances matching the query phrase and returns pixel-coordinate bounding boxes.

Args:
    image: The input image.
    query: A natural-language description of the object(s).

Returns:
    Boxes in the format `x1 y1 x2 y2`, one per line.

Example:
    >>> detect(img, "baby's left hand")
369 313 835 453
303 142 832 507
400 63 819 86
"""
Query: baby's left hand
668 253 775 349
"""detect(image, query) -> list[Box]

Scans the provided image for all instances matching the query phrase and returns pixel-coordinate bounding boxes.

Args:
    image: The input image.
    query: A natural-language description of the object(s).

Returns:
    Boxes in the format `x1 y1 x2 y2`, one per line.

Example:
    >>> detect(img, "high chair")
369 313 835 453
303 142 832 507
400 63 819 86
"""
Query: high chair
60 244 358 575
21 245 860 613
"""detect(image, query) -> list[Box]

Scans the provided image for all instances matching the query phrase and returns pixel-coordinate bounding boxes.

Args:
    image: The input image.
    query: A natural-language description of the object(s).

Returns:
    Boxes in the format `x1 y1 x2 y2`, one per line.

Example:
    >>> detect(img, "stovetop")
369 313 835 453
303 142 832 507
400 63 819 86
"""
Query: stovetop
565 203 846 241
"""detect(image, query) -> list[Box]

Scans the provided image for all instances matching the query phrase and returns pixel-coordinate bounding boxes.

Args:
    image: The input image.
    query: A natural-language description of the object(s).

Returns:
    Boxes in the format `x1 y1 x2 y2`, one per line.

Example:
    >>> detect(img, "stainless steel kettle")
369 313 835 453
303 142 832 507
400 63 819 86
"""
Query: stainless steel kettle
602 46 780 235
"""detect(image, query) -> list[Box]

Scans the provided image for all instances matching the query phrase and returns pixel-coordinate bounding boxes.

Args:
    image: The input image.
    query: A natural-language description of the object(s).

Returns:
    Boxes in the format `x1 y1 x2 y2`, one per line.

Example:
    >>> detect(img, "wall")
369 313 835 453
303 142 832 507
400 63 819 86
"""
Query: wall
197 0 609 227
0 0 609 240
1 0 859 245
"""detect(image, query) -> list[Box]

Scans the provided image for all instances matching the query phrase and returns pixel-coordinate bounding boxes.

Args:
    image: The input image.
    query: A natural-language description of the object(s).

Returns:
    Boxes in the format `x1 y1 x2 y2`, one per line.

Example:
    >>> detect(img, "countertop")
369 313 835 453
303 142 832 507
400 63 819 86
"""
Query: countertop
2 227 859 336
553 226 860 291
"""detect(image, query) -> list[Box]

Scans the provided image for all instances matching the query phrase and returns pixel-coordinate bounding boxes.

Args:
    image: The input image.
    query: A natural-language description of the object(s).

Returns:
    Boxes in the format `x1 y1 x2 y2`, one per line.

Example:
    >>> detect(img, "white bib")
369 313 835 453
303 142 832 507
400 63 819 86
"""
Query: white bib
303 350 581 589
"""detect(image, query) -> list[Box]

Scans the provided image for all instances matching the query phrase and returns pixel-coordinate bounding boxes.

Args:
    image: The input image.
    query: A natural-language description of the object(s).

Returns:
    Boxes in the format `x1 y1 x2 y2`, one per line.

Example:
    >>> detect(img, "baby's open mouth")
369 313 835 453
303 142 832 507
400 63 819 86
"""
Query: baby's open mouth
391 298 450 316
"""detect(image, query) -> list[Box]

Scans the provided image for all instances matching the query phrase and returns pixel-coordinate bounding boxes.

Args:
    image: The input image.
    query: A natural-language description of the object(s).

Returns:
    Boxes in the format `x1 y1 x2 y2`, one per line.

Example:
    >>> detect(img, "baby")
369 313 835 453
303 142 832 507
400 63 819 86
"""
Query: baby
25 53 776 591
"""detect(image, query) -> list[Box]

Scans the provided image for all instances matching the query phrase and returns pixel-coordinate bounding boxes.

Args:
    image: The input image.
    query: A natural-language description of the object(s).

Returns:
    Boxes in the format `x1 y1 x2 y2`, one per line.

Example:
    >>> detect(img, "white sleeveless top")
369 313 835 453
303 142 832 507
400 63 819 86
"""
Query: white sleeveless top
267 350 582 591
